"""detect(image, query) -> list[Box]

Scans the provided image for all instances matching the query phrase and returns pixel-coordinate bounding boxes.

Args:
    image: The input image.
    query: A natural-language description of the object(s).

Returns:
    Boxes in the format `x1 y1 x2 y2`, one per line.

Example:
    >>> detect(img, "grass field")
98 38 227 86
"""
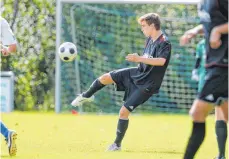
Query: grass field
1 112 227 159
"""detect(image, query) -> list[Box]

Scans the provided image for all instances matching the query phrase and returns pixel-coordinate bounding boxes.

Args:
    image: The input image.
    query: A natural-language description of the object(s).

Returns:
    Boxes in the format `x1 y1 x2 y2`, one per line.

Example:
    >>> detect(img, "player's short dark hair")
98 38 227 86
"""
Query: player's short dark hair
138 13 161 30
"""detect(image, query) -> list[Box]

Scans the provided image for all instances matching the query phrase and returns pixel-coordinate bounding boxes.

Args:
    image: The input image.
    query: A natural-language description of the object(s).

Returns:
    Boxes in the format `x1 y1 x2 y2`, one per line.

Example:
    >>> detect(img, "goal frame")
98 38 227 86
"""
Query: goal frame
55 0 200 113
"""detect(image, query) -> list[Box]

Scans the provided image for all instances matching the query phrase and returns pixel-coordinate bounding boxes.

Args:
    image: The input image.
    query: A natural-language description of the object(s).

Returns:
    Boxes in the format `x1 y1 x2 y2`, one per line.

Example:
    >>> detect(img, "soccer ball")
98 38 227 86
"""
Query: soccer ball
58 42 77 62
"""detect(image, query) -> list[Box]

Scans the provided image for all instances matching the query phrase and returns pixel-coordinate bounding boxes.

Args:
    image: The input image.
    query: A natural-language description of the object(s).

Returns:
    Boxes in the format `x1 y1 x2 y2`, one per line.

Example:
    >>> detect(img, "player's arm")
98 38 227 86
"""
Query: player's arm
1 44 17 55
210 22 228 49
1 18 17 56
180 25 204 46
126 42 170 66
126 55 166 66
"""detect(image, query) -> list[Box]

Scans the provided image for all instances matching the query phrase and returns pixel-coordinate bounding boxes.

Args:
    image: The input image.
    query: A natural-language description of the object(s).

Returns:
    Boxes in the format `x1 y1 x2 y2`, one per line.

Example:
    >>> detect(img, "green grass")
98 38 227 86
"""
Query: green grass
1 112 227 159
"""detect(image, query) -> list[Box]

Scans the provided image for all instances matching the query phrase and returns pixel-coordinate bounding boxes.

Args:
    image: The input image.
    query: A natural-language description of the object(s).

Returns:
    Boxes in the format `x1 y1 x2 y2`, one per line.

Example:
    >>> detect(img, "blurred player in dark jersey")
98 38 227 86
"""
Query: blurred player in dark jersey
180 0 228 159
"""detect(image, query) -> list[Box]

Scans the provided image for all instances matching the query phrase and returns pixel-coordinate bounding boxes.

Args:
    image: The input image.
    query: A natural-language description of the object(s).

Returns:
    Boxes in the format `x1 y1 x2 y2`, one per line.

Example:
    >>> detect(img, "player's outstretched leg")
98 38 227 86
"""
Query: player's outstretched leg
71 94 95 106
71 79 104 106
107 106 130 152
7 130 17 156
71 73 114 106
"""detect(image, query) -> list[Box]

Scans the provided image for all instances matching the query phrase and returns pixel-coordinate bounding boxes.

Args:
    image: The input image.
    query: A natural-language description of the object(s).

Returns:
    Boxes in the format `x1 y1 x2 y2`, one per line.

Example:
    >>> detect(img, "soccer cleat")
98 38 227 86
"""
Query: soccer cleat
71 94 94 107
7 130 17 156
106 143 121 152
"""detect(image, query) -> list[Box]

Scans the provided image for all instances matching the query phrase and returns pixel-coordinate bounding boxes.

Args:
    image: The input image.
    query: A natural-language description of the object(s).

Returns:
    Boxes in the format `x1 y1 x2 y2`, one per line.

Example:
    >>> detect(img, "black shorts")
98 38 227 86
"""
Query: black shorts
110 68 152 112
198 67 228 106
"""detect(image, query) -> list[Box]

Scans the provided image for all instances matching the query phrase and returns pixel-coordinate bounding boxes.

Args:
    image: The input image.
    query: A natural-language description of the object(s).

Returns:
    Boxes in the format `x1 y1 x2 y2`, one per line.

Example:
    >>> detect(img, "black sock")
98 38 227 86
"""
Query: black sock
82 79 105 98
216 120 227 158
183 122 206 159
114 119 129 147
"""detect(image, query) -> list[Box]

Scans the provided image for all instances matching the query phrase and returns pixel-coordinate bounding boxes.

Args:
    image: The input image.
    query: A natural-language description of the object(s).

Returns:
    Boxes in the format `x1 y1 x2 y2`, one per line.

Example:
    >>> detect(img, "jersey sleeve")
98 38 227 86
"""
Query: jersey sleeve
157 41 171 59
1 18 17 45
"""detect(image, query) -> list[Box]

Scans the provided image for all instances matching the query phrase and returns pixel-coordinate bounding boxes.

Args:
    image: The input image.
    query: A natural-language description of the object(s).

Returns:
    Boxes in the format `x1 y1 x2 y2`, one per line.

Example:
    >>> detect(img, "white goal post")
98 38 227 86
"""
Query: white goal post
55 0 200 113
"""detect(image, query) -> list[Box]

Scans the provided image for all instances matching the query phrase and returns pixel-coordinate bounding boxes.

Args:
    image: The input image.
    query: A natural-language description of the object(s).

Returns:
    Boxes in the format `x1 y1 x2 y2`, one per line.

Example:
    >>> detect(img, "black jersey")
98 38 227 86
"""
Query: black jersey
198 0 228 68
131 34 171 93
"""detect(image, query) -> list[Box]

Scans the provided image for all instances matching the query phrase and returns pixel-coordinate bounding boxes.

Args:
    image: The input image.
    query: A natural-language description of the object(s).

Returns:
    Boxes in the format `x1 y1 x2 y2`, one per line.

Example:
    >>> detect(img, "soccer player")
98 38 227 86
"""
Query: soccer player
179 0 228 158
71 13 171 151
191 38 227 159
0 16 17 156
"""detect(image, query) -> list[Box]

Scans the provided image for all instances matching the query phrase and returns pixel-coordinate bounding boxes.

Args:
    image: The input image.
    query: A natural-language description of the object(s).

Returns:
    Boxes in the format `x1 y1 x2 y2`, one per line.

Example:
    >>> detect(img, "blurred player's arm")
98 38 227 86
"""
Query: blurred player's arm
1 44 17 55
210 22 228 49
1 18 17 56
180 25 204 46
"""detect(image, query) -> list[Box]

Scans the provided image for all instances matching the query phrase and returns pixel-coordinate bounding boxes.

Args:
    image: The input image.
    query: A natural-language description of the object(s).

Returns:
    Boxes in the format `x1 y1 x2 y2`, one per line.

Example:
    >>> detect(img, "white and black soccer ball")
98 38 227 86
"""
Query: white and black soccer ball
58 42 77 62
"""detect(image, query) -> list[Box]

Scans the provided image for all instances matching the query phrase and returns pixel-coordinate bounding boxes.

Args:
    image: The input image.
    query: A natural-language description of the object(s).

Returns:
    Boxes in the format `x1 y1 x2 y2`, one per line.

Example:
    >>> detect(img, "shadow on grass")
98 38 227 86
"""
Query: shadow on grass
124 149 183 154
1 155 12 158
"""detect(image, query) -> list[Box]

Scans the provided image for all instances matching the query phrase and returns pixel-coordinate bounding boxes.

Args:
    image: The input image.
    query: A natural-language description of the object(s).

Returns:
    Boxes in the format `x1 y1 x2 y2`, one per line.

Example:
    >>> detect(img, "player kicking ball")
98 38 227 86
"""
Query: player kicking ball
71 13 171 151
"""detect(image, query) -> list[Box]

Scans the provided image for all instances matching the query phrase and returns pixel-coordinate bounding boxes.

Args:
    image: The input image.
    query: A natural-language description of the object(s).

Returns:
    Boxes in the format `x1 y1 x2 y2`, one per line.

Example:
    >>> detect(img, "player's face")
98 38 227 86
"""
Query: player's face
140 20 154 37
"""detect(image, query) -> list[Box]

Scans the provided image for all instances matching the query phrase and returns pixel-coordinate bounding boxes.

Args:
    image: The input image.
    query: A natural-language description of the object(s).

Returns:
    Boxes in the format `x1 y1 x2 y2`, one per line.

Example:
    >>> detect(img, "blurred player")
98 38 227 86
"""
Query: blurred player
180 0 228 158
192 38 227 159
71 13 171 151
0 16 17 156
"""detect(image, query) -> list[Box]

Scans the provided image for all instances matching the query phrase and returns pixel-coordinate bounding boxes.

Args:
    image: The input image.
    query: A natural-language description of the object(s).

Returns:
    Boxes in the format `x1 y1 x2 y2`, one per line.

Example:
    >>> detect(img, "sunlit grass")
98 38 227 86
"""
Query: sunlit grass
1 112 227 159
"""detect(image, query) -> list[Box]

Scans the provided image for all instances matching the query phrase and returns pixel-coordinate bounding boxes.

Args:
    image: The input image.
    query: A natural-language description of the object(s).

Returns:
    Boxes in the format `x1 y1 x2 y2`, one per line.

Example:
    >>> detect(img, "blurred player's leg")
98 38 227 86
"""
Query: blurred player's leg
7 130 17 156
183 99 213 159
1 122 17 156
1 121 9 139
215 101 228 159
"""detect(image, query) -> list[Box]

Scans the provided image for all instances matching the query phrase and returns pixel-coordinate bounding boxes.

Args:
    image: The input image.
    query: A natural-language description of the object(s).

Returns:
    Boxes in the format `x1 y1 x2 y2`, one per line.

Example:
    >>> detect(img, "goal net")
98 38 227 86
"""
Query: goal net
56 0 201 113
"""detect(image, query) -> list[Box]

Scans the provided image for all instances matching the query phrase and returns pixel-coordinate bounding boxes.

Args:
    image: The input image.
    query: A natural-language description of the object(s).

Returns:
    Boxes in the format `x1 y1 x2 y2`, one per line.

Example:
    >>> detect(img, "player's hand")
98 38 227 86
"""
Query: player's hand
191 69 199 81
125 53 140 63
180 29 197 46
210 27 222 49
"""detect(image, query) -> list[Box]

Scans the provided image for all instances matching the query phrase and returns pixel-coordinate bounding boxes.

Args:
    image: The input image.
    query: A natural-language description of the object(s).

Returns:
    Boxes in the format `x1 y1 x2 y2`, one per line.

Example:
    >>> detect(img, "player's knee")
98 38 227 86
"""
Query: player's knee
189 109 200 121
215 108 226 121
189 109 195 118
99 73 112 84
119 106 130 118
189 108 207 122
222 111 228 122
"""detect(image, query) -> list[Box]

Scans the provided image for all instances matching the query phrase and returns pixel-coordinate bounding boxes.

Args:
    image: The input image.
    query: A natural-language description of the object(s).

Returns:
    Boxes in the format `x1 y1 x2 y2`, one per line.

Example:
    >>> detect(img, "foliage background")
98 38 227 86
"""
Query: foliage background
2 0 56 110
